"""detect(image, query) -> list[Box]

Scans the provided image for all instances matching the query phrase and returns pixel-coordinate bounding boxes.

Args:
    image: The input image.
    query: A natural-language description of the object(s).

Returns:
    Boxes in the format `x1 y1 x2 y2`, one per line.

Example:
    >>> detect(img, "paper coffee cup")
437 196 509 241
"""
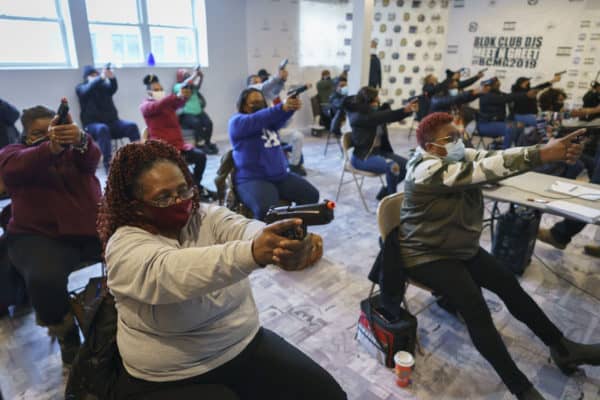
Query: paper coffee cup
394 351 415 387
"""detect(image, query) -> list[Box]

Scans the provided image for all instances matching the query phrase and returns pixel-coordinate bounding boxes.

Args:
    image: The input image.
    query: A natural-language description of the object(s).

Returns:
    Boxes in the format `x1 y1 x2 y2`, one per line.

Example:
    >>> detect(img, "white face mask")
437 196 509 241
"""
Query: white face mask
151 90 165 101
431 139 465 162
448 88 459 97
87 76 96 82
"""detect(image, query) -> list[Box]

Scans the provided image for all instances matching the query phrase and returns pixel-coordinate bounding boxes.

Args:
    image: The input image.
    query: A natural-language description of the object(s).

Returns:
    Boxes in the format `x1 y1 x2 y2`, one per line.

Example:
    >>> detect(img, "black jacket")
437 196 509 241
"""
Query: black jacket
430 91 478 114
418 77 478 120
512 82 551 115
369 54 382 88
479 90 528 122
343 96 411 159
582 90 600 121
76 77 119 126
0 98 19 149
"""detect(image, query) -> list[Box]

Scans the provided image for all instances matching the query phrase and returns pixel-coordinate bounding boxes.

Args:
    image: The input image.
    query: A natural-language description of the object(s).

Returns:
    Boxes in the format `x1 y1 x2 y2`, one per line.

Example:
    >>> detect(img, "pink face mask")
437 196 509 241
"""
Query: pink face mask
143 198 193 232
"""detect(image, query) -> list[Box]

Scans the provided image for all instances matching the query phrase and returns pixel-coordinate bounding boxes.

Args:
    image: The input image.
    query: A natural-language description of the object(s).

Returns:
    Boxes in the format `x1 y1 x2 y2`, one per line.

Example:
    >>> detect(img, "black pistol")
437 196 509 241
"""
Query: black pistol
56 98 70 148
287 84 310 99
57 97 69 125
264 200 335 240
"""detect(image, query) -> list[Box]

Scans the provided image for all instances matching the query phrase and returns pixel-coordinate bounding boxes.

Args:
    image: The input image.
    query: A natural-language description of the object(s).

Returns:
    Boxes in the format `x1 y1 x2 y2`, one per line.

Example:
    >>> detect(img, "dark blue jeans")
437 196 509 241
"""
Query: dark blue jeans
236 173 319 221
85 120 141 170
514 114 537 127
350 152 407 195
478 121 522 149
550 156 600 245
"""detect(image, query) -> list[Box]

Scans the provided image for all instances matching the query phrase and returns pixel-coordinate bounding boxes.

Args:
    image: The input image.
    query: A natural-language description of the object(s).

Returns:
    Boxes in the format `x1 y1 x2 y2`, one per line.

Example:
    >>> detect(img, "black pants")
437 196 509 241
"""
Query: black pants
115 327 347 400
179 112 213 144
181 148 207 186
7 234 102 325
406 248 563 395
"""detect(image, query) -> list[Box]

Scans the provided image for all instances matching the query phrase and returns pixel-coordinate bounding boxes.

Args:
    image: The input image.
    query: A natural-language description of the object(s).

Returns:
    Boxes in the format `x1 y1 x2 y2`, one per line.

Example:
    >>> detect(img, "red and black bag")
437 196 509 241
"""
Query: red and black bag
356 285 417 368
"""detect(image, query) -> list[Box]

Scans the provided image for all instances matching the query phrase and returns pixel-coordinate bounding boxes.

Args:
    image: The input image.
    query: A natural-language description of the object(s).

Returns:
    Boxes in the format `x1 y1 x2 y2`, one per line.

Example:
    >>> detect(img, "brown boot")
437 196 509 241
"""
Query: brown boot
584 244 600 258
43 312 81 366
537 228 566 250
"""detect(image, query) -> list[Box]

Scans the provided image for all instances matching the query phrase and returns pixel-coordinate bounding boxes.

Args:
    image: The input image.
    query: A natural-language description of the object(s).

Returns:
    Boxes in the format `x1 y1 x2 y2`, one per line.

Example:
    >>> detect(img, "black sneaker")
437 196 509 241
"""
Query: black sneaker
199 186 217 202
376 186 388 201
201 143 219 155
289 164 307 176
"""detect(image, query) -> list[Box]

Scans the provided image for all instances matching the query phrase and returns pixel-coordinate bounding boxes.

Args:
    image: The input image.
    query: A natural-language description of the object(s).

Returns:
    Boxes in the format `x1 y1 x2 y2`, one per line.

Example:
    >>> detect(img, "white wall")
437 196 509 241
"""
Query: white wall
245 0 352 129
0 0 248 140
445 0 600 108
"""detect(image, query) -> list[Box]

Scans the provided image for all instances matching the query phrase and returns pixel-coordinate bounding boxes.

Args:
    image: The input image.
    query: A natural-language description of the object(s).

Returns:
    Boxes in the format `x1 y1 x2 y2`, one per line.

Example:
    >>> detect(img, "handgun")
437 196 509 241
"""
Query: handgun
264 200 335 240
57 98 69 125
555 70 567 76
105 62 112 70
279 58 288 70
287 84 310 98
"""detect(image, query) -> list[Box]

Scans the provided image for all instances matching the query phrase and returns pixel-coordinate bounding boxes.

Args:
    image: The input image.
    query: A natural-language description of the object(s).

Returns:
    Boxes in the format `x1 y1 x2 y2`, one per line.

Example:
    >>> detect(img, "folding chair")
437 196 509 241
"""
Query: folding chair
324 109 343 156
376 192 444 354
335 132 385 212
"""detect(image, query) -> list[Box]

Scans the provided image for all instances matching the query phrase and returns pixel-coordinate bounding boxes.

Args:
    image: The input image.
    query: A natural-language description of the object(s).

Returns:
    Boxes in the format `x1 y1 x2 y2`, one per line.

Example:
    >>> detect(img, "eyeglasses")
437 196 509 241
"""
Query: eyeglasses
433 132 461 145
147 186 195 208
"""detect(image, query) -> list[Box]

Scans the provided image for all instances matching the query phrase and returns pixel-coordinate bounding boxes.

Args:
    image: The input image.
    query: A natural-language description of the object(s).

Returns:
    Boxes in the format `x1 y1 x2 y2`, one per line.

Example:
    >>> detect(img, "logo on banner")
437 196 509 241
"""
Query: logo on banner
580 20 591 29
469 22 478 33
584 57 595 65
454 0 465 7
502 21 516 31
447 44 459 54
472 36 542 68
527 0 538 5
556 47 572 57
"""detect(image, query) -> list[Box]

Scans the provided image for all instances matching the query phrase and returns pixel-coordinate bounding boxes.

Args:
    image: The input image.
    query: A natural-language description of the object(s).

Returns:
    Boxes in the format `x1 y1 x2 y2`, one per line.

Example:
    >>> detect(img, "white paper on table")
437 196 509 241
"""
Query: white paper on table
550 180 600 201
546 200 600 222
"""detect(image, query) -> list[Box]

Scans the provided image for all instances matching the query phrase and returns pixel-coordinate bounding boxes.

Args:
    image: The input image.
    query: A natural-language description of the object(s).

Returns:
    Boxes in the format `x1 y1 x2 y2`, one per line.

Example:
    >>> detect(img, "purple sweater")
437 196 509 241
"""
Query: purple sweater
0 135 102 238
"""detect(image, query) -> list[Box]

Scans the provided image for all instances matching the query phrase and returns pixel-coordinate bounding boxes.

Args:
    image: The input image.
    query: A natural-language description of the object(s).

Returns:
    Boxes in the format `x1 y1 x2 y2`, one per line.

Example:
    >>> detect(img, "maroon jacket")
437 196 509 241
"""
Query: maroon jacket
140 94 192 151
0 135 102 238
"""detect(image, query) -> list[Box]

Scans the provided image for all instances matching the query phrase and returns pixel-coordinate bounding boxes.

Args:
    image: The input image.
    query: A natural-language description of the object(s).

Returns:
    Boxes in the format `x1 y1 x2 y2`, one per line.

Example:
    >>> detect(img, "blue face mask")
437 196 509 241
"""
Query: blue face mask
443 139 465 161
340 86 349 96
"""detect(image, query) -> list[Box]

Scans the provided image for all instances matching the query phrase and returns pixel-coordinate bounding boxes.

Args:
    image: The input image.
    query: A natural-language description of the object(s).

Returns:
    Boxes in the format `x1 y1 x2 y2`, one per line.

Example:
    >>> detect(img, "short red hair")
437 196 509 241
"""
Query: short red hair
416 112 454 148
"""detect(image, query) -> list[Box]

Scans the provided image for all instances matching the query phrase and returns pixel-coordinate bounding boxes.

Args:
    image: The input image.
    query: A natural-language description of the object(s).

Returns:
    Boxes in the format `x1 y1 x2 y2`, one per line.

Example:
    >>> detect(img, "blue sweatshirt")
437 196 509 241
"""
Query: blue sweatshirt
228 104 294 184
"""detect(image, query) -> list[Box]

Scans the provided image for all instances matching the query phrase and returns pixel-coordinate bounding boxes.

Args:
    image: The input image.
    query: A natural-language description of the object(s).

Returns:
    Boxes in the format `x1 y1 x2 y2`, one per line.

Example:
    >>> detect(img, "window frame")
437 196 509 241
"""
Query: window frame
87 0 205 68
0 0 77 69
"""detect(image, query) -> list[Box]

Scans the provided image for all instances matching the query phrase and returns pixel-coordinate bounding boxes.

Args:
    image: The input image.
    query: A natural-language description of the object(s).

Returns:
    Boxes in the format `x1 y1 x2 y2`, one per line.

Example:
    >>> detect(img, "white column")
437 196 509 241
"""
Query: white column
348 0 374 95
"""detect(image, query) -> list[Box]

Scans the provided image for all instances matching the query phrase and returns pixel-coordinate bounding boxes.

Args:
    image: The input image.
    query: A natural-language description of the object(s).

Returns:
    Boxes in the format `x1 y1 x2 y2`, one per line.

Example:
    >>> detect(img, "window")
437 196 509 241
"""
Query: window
86 0 208 67
0 0 77 68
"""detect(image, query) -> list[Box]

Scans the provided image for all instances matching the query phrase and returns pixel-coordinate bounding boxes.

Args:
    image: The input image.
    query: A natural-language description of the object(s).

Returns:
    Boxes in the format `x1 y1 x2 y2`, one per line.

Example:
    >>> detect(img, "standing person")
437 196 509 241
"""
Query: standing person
173 67 219 155
76 65 140 171
343 86 418 199
511 74 561 127
140 74 214 202
478 77 538 149
0 97 19 149
316 70 335 104
229 88 319 220
0 105 102 365
369 40 382 89
400 112 599 400
99 140 345 400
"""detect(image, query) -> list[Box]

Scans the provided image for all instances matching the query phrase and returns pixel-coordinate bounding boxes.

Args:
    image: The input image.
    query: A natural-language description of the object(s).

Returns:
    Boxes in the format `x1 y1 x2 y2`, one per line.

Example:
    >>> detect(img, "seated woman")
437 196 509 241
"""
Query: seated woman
479 77 539 148
0 105 102 365
140 74 214 201
98 140 344 400
399 112 599 400
228 88 319 220
429 78 488 115
343 86 417 200
511 74 561 127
